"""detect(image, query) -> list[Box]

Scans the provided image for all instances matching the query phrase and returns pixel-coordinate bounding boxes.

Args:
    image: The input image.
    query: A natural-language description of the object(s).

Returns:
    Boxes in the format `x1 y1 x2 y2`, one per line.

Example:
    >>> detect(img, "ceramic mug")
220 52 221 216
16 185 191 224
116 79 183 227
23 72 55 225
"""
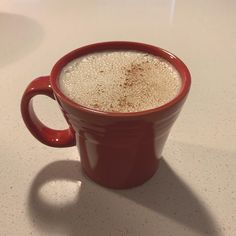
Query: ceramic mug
21 41 191 189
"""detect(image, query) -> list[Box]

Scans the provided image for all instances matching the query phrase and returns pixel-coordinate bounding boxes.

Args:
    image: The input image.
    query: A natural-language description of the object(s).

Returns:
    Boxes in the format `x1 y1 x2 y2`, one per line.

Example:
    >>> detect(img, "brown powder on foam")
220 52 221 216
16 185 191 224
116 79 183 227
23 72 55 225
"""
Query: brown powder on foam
59 51 182 112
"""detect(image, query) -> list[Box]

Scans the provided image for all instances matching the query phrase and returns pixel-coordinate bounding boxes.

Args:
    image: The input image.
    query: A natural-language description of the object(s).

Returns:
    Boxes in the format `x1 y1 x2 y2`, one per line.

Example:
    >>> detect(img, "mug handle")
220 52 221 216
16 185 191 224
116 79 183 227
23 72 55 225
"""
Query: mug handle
21 76 76 147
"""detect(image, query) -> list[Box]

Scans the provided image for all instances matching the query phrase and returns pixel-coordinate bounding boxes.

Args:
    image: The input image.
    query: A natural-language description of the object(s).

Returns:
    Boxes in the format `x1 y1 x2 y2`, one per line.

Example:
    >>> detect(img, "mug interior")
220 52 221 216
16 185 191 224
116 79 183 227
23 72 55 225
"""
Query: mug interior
50 41 191 117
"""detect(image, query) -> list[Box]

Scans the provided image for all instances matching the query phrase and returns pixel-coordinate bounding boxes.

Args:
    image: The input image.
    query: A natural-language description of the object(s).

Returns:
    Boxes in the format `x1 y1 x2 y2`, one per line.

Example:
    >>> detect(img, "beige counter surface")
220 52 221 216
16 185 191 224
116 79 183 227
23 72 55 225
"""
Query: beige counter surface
0 0 236 235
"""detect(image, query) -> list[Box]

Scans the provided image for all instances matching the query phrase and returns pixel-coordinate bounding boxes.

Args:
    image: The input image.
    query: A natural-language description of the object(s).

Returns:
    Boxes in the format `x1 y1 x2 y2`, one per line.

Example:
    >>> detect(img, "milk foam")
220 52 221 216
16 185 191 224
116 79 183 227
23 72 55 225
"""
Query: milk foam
59 51 182 112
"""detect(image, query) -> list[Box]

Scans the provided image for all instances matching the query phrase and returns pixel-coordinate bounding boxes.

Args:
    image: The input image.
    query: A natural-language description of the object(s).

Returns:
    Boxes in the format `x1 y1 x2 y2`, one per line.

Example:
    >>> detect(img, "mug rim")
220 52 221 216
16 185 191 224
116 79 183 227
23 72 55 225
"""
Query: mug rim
50 41 191 117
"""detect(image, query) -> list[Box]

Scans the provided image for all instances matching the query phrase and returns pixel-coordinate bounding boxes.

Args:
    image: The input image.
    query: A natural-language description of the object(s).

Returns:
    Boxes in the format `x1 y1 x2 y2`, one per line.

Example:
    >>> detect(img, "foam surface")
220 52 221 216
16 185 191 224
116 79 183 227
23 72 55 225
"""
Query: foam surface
59 51 182 112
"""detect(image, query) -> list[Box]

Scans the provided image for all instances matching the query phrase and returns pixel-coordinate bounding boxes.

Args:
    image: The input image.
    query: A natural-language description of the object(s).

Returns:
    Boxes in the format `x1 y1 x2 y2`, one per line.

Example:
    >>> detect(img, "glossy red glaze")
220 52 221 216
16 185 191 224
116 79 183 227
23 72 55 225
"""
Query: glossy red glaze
21 76 76 147
21 41 191 189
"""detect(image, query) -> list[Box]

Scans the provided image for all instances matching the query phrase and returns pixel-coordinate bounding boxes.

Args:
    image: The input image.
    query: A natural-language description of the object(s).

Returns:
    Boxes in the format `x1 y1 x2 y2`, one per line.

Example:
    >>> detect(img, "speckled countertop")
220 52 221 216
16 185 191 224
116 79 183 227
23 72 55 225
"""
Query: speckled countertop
0 1 236 235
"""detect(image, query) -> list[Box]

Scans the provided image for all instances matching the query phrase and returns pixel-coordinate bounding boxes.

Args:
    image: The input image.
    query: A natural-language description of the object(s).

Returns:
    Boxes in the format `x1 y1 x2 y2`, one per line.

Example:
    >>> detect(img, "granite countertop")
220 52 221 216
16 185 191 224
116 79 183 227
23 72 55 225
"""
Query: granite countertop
0 0 235 235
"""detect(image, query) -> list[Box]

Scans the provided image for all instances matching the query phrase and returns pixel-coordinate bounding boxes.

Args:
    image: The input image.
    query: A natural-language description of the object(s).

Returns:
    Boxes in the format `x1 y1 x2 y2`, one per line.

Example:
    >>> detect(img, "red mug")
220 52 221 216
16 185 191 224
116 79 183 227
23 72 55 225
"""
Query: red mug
21 42 191 189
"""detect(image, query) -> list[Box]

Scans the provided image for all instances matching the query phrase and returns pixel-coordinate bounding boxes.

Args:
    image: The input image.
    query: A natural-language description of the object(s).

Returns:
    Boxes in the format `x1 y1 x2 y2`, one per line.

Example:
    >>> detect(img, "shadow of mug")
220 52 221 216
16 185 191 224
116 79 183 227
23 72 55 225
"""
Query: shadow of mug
28 159 219 235
0 12 43 67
